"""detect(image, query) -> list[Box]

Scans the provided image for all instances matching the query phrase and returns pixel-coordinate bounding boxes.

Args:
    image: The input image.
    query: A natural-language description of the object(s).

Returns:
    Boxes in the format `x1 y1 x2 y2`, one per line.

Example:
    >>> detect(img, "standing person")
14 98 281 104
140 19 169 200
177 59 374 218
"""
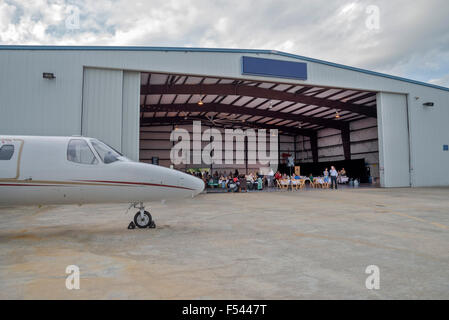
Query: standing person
323 168 329 183
267 168 274 188
330 166 338 189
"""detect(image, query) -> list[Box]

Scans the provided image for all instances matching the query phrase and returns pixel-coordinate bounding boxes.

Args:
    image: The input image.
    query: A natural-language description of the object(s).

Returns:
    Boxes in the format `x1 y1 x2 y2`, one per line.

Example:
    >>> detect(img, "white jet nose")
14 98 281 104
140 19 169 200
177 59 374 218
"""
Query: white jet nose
183 173 205 196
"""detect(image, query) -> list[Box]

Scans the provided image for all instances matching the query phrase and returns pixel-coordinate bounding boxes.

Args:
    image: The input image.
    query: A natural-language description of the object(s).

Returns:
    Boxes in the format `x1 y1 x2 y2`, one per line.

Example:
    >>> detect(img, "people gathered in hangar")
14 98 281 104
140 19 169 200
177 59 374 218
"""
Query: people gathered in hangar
188 164 356 192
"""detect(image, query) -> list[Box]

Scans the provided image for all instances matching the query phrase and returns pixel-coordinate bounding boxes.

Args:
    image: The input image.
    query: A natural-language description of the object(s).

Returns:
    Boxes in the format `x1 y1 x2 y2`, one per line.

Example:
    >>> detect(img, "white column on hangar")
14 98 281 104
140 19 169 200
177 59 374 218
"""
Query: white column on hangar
82 68 140 161
376 92 411 187
121 71 140 161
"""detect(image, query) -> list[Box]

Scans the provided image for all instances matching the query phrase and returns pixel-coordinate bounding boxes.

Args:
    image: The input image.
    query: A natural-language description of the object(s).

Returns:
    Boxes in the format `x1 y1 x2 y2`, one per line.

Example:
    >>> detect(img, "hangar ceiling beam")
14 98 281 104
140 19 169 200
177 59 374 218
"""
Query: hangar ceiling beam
140 116 316 137
141 84 377 117
142 103 348 130
345 92 376 103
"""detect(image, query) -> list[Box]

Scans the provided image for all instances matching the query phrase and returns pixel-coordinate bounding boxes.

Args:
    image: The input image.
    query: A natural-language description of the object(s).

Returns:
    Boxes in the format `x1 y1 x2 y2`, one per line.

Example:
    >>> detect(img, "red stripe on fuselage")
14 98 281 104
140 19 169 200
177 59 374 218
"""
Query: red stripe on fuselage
77 180 194 191
0 180 195 191
0 184 66 187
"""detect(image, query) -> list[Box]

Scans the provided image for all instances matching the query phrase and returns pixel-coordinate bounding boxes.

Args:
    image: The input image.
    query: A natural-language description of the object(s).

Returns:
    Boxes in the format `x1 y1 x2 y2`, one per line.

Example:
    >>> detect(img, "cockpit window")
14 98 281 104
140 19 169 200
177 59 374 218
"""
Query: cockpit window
90 139 122 164
0 145 14 160
67 139 98 165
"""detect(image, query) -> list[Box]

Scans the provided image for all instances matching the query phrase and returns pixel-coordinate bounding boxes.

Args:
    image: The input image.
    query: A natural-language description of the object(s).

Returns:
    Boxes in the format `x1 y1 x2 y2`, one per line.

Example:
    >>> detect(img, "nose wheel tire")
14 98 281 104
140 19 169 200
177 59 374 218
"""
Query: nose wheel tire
134 211 152 228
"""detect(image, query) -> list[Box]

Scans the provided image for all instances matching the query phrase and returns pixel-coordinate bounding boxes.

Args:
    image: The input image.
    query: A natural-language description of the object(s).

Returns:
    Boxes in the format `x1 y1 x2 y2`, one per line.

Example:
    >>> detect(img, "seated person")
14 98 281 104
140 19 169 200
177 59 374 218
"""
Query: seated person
253 174 259 188
273 173 280 186
219 175 226 188
239 175 247 192
244 174 251 190
257 177 263 190
227 179 237 192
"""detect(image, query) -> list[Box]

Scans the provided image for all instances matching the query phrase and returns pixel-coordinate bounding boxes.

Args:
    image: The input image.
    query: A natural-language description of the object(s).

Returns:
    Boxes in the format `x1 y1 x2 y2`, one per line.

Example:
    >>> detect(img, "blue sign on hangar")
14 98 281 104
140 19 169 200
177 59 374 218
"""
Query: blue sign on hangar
241 56 307 80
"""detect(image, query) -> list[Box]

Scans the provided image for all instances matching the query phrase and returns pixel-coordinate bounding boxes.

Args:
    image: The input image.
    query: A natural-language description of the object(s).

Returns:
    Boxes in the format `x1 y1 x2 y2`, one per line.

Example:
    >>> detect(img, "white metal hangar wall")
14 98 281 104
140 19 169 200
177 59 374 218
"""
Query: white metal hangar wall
0 46 448 187
81 68 140 160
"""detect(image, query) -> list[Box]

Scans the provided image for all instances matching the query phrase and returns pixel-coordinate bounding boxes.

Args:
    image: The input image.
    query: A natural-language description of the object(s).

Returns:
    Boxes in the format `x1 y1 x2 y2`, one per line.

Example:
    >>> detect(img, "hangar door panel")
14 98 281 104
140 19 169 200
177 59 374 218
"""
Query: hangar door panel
377 92 410 187
82 68 123 152
121 71 140 161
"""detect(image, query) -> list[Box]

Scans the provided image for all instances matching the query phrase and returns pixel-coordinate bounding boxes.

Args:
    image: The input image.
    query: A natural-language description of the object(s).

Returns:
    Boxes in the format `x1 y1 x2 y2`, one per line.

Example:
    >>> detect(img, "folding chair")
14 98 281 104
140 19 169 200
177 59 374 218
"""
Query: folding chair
276 179 283 189
291 179 299 190
280 179 289 190
308 179 314 188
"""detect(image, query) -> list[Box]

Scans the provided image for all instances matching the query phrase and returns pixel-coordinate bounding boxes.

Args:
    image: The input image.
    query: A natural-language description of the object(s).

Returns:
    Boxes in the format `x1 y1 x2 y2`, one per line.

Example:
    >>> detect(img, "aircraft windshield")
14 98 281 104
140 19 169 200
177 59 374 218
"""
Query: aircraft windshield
90 139 126 164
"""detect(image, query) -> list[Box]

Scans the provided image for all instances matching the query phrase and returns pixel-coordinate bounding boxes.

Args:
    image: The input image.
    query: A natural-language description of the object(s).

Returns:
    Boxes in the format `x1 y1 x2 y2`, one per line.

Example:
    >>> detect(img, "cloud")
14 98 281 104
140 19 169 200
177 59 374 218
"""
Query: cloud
429 74 449 86
1 0 448 87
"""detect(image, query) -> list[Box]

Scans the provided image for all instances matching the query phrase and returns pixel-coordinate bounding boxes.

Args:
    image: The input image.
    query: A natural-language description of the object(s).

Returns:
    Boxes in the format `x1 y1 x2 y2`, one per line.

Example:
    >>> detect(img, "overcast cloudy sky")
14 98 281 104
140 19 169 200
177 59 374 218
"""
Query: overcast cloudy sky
1 0 448 87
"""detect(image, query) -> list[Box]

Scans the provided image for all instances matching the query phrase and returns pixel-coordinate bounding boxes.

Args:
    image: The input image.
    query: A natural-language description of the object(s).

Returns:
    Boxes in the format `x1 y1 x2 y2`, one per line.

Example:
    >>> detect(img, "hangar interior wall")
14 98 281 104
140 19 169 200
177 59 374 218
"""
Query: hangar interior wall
290 118 380 179
140 121 380 179
140 125 278 173
82 68 140 161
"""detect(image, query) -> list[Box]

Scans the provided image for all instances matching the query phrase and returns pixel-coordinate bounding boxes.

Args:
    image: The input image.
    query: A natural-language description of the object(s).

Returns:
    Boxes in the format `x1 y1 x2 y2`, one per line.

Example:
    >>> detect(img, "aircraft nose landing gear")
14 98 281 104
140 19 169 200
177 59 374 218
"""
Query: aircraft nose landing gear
134 210 155 228
127 202 156 229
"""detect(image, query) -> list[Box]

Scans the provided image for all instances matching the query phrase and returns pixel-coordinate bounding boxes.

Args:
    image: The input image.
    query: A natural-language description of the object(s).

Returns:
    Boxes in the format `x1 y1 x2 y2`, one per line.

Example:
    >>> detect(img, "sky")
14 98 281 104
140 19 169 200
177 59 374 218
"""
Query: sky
1 0 448 87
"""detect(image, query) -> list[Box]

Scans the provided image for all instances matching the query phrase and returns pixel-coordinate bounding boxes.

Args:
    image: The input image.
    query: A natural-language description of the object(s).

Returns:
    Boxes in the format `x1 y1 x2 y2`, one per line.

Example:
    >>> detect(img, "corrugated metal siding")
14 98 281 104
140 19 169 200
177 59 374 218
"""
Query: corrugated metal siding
0 49 420 94
122 71 140 161
377 92 410 187
406 89 449 187
0 51 83 135
82 68 123 151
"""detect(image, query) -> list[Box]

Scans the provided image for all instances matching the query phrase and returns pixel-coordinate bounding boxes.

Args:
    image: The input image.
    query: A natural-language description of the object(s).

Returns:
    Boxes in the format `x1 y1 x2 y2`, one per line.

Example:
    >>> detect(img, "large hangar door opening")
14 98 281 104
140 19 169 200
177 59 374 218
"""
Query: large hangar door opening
82 68 140 161
139 72 380 185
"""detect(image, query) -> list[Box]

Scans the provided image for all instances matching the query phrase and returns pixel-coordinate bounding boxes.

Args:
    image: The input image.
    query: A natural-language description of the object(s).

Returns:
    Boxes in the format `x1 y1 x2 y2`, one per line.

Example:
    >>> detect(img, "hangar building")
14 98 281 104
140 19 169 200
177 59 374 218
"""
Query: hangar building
0 45 448 187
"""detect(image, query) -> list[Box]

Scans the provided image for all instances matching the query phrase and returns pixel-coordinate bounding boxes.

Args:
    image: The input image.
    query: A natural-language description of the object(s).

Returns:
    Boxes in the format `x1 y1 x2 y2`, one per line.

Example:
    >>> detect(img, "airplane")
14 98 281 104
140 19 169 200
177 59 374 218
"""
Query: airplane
0 135 205 228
